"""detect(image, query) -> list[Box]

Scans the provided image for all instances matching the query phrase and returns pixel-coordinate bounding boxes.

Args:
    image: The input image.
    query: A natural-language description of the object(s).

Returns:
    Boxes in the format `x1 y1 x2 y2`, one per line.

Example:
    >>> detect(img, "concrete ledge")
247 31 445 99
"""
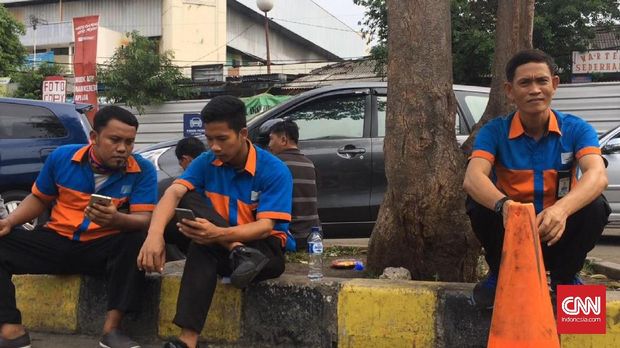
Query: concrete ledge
12 273 620 347
591 261 620 281
338 279 438 347
14 275 81 333
158 276 242 342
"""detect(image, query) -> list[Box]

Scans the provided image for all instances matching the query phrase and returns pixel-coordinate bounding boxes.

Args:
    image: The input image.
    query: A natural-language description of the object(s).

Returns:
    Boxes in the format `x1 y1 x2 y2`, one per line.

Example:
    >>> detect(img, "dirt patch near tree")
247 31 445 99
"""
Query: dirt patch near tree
284 247 620 290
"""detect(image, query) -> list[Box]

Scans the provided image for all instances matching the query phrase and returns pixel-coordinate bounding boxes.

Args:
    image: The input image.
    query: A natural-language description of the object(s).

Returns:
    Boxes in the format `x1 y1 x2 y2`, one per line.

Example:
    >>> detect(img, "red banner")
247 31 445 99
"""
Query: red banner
73 15 99 123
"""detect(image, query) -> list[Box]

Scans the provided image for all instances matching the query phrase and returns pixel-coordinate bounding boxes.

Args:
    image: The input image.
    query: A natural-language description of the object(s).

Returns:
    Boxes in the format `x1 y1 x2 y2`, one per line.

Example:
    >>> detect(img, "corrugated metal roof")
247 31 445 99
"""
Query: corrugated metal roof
284 59 385 90
15 0 162 46
589 26 620 50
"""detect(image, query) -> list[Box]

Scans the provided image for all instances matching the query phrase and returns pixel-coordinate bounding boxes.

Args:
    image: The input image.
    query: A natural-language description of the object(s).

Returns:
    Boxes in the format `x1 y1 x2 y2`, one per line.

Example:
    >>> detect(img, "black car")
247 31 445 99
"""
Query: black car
137 82 489 237
0 98 92 229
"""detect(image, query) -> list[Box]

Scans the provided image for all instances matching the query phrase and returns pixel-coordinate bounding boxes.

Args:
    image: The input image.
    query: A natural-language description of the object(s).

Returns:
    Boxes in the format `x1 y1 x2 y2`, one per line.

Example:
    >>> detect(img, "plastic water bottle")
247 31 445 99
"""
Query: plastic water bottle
307 226 323 280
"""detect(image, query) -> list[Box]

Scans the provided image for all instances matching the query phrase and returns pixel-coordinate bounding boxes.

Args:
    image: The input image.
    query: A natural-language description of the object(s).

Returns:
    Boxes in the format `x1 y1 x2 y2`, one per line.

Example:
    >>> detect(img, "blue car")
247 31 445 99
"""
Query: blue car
0 98 92 229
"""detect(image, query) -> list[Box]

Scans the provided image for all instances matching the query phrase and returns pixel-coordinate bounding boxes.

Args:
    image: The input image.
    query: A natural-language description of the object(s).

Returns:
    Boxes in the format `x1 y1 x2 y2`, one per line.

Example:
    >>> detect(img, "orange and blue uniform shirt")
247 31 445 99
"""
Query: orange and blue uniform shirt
471 109 601 214
174 142 293 247
32 144 157 241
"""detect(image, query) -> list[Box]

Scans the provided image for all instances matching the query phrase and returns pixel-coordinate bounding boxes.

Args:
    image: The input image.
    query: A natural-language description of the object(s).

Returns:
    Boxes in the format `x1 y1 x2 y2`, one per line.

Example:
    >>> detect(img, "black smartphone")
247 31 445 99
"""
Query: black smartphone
175 208 196 222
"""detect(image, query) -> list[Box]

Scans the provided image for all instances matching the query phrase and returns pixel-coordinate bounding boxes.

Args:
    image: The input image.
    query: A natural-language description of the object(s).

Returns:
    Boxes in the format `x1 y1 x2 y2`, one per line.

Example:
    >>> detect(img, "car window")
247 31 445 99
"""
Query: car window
462 94 488 123
283 95 365 140
0 103 67 139
376 96 462 137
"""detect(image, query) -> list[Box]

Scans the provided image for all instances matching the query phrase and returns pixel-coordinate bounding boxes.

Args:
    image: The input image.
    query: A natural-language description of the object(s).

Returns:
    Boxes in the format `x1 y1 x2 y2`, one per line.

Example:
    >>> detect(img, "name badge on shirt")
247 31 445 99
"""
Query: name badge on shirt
251 190 261 202
556 170 571 199
561 152 573 165
121 185 132 194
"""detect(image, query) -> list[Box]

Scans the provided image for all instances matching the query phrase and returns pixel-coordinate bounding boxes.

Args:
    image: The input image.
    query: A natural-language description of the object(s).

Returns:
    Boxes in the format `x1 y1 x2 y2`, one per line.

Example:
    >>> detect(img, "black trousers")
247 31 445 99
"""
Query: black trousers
467 195 610 282
166 192 286 333
0 227 145 324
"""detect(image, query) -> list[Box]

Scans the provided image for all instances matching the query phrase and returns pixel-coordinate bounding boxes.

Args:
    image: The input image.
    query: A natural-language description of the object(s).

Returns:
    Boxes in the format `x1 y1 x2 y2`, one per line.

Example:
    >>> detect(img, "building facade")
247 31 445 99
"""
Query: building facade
2 0 366 79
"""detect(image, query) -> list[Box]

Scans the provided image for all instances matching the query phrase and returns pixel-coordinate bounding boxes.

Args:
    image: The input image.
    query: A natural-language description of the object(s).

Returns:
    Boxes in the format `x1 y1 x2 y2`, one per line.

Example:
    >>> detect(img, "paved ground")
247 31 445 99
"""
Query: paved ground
30 332 162 348
30 332 239 348
594 227 620 264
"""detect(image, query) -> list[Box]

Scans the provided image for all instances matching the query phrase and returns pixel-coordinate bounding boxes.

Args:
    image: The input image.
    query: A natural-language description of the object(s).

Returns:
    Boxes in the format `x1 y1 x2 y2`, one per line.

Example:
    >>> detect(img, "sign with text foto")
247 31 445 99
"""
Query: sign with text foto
42 76 66 103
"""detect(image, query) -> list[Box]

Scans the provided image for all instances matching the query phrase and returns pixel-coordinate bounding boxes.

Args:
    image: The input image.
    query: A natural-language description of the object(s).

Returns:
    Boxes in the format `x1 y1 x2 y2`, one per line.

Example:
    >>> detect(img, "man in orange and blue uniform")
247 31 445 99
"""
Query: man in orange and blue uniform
0 106 157 348
138 96 292 348
463 49 610 309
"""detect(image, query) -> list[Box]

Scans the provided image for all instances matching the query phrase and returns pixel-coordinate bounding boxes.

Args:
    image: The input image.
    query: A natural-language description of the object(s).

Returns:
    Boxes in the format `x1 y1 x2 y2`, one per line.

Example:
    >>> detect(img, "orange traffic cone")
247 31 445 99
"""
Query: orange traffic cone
487 203 560 348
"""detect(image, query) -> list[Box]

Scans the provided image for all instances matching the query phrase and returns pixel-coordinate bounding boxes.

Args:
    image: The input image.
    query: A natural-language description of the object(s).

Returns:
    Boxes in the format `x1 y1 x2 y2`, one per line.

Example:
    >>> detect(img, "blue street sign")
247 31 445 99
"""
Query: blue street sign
183 113 204 137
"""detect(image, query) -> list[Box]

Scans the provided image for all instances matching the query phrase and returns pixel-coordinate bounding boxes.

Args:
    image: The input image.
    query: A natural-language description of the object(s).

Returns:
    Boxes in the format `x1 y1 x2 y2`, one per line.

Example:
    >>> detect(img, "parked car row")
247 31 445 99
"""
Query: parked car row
0 98 92 229
3 82 620 237
137 82 491 237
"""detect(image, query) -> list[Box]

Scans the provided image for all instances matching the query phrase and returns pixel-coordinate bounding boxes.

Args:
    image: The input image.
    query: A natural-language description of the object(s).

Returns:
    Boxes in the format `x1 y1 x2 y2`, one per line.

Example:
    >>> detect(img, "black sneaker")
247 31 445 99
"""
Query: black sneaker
471 273 498 309
229 245 269 289
550 275 584 291
0 331 30 348
99 329 140 348
163 338 201 348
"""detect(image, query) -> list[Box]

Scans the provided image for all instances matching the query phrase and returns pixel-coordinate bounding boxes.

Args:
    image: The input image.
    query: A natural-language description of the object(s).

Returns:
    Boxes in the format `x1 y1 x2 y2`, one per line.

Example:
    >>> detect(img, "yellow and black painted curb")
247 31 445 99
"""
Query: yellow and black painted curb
13 274 620 347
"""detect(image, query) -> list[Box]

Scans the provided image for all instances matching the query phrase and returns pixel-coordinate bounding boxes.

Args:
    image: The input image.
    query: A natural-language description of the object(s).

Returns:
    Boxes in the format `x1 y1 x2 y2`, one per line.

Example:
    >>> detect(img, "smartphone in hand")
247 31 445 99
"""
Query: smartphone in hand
175 208 196 222
89 194 112 207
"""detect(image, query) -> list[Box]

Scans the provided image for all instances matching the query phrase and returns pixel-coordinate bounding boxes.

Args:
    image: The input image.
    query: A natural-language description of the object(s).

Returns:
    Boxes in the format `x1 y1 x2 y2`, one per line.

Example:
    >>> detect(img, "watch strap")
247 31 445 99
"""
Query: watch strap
494 197 510 214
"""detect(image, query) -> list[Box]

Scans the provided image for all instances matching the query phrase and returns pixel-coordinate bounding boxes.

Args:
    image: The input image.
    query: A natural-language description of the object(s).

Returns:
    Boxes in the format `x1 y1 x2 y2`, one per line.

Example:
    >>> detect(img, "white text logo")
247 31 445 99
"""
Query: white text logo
561 296 601 316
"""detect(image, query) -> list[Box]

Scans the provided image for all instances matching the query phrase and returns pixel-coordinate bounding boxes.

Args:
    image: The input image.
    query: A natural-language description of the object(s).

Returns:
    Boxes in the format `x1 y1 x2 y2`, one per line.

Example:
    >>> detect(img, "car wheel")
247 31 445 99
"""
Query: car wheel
1 190 49 231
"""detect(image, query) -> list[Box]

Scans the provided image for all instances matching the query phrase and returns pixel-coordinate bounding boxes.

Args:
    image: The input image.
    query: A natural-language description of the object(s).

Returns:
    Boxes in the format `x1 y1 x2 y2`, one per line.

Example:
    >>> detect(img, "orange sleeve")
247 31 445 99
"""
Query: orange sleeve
31 183 56 202
173 179 195 191
469 150 495 164
257 211 292 222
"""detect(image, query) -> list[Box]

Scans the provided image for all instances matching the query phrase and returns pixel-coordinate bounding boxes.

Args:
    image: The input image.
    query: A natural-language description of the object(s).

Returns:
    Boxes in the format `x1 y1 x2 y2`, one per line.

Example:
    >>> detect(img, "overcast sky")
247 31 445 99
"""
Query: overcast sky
311 0 366 32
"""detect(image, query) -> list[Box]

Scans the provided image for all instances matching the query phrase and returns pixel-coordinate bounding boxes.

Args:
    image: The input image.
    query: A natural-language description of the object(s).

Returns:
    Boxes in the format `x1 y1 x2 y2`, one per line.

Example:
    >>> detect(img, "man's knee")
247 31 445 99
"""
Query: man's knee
571 195 610 228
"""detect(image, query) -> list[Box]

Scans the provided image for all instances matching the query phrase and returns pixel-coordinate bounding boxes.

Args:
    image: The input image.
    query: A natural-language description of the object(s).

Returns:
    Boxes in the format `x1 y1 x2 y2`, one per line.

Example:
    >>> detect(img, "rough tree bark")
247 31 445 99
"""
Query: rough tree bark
366 0 479 281
461 0 535 153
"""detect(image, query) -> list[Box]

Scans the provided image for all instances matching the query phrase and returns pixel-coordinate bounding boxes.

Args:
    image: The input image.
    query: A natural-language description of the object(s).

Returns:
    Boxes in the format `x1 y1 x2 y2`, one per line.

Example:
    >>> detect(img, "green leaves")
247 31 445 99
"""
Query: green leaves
12 63 64 100
356 0 620 84
0 4 26 77
97 31 197 114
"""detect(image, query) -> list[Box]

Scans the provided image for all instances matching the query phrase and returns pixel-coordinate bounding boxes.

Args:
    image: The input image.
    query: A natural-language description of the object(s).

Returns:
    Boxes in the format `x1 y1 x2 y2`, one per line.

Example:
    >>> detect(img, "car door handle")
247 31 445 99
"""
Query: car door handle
337 145 366 159
39 148 54 160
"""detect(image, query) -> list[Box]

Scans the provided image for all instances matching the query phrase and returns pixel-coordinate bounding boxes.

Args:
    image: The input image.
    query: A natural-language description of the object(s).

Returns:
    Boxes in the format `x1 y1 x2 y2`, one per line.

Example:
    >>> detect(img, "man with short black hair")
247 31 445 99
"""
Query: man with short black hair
268 119 320 251
463 49 610 309
160 137 208 257
138 96 292 348
175 137 206 171
0 105 157 348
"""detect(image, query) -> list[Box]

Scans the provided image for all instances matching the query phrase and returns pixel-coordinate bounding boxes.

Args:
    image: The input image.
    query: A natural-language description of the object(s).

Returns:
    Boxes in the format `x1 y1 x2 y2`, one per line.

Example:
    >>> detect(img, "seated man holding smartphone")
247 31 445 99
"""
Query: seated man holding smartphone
0 106 157 348
138 96 292 348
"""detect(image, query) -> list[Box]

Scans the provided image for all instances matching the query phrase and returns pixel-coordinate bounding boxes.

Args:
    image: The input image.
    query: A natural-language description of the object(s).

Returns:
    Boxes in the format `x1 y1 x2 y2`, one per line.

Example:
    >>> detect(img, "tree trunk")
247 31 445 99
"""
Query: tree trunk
366 0 478 282
461 0 535 153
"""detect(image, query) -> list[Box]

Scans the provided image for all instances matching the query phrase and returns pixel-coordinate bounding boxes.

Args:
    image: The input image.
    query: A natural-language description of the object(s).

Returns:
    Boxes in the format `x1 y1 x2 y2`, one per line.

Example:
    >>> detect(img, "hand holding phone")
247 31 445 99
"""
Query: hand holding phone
89 194 112 207
175 208 196 223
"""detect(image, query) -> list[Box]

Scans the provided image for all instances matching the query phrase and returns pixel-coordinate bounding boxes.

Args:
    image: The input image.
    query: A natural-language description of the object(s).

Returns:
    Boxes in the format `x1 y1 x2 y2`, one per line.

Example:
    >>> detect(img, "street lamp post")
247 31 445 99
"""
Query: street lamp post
29 15 39 66
256 0 274 74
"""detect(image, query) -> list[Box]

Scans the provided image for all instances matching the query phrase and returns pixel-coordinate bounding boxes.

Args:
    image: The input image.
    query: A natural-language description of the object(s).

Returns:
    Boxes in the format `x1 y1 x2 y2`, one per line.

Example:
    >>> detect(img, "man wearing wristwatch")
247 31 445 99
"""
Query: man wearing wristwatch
463 49 610 309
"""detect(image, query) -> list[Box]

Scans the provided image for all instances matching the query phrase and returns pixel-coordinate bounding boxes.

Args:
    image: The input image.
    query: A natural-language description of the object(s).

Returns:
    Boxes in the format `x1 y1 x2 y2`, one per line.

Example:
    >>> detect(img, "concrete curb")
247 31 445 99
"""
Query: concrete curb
12 273 620 347
590 260 620 281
